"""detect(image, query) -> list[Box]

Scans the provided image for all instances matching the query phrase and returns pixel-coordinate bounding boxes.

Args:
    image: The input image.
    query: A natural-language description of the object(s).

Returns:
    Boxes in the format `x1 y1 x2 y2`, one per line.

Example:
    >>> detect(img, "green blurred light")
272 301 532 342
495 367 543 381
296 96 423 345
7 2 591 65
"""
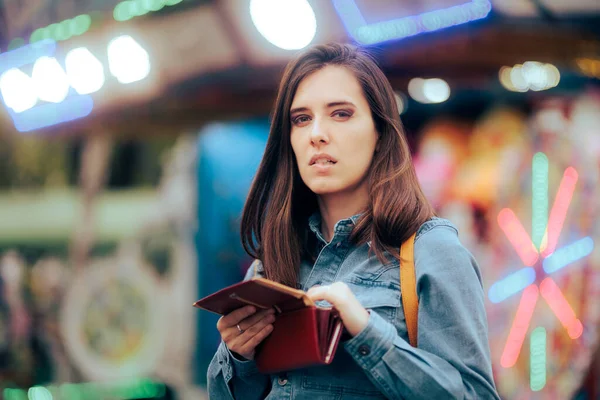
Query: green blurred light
27 386 53 400
60 384 82 400
148 0 165 11
7 37 26 50
55 21 70 40
45 386 60 399
4 389 28 400
30 28 46 43
114 0 181 22
530 327 547 391
532 152 549 250
46 23 60 40
129 0 147 17
28 14 91 44
7 380 166 400
142 0 153 11
69 15 90 38
74 14 92 35
68 19 79 35
139 378 158 398
81 383 102 400
114 2 131 21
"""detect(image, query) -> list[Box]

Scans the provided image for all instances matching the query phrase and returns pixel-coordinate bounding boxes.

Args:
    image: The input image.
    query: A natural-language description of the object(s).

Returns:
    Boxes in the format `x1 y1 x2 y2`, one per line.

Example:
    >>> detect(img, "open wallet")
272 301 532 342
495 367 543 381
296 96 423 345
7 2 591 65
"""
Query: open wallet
193 277 343 374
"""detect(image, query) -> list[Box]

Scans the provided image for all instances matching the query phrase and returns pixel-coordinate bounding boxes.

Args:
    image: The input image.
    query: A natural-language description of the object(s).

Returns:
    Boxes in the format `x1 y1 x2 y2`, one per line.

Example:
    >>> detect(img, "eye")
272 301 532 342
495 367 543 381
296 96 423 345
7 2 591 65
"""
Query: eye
332 109 353 120
292 115 311 126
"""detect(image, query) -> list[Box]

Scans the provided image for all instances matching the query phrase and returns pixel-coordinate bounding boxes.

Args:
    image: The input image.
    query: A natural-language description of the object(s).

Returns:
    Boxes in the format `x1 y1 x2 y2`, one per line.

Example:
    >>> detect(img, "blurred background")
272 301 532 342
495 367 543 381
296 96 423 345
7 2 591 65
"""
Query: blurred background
0 0 598 399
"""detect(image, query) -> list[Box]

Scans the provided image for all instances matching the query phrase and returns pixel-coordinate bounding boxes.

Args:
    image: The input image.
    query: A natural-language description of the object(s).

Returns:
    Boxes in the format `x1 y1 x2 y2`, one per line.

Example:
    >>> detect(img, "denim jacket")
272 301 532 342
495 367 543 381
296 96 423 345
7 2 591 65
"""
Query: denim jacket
207 216 500 399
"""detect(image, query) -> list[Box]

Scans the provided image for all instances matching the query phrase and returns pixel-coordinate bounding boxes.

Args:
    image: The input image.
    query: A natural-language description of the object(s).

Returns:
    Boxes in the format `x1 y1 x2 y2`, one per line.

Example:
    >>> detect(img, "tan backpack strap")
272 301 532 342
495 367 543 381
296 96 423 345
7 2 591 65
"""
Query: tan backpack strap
400 233 418 347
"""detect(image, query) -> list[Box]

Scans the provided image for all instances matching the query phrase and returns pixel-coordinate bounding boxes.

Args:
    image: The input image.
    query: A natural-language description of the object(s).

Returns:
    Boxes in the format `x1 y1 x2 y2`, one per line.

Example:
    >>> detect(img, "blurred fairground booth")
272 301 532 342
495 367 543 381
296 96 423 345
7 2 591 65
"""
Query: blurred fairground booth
0 1 599 399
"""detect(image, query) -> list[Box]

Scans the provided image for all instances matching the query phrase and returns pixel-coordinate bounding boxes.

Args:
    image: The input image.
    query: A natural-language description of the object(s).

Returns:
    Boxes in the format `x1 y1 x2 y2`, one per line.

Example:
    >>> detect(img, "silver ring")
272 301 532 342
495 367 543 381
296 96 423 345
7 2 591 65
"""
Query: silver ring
236 324 244 334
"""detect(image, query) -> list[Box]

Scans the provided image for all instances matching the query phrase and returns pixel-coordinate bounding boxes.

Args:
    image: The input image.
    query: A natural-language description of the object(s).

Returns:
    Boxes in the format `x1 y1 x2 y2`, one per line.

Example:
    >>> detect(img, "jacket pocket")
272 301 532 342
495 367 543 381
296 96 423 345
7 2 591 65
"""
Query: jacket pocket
344 274 401 323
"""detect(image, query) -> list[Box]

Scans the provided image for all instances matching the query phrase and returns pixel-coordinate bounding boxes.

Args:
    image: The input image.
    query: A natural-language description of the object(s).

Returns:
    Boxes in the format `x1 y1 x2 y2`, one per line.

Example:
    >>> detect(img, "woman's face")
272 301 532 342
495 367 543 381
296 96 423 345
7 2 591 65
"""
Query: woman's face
290 65 379 197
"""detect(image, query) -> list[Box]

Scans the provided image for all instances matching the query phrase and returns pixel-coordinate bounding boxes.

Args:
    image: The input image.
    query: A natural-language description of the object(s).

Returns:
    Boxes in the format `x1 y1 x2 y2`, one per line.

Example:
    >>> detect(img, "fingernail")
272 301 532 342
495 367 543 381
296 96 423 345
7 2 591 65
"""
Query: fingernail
248 306 256 313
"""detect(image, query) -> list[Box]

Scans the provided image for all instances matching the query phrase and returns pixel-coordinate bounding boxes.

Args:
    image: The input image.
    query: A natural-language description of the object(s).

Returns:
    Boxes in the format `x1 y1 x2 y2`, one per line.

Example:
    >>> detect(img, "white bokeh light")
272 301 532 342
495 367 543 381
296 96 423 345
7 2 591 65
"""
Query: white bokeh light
407 78 427 103
65 47 106 94
500 62 560 92
107 35 151 84
522 61 548 91
0 68 38 113
408 77 451 104
250 0 317 50
394 91 408 114
32 56 70 103
422 78 451 103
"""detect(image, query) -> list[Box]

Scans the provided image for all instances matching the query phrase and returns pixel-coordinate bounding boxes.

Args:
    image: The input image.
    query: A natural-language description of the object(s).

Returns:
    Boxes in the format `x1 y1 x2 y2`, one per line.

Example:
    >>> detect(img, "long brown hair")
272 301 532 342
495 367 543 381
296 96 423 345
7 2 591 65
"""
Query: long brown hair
241 43 434 287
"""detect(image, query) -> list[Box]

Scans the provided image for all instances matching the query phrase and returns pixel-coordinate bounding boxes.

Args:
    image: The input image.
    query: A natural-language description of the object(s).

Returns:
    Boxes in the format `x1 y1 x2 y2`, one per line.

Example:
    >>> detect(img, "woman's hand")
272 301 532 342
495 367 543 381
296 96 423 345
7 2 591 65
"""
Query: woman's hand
217 306 276 360
307 282 370 337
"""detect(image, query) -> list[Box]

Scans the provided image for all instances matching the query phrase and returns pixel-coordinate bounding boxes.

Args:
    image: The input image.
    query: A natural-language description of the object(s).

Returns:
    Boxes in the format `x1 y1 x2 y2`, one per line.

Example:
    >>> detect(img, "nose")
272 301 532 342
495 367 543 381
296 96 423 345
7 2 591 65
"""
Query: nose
310 118 329 145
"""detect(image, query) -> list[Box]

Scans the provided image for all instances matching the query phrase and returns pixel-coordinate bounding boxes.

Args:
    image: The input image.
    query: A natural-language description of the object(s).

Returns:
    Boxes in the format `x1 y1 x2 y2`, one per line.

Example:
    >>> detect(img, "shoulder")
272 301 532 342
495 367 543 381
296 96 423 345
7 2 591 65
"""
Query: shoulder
414 216 458 242
412 217 483 284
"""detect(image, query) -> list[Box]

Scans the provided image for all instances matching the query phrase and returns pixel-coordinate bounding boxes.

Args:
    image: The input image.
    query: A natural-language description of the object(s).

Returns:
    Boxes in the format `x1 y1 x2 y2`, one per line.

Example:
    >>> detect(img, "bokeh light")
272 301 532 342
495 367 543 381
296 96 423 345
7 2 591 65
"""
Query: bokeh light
250 0 317 50
0 68 38 113
65 48 106 95
107 35 151 84
31 57 70 104
500 62 560 92
408 78 451 104
30 15 92 43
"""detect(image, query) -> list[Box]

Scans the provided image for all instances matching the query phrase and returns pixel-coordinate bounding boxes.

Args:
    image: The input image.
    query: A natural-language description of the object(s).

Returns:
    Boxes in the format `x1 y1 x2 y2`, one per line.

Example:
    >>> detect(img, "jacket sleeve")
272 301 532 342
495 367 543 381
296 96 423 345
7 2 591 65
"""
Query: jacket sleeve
342 224 500 399
206 260 271 399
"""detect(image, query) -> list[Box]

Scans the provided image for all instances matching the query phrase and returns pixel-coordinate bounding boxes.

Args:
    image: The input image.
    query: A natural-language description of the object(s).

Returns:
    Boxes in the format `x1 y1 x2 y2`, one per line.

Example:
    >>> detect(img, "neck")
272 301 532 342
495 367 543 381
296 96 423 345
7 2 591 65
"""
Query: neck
317 187 369 242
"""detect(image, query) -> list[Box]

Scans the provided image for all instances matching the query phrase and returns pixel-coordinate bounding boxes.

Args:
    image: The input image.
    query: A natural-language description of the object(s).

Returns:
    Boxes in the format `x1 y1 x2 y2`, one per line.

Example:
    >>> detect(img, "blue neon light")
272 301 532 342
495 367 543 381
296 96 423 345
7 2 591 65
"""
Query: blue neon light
543 237 594 274
0 39 56 75
332 0 492 45
488 267 536 303
9 95 94 132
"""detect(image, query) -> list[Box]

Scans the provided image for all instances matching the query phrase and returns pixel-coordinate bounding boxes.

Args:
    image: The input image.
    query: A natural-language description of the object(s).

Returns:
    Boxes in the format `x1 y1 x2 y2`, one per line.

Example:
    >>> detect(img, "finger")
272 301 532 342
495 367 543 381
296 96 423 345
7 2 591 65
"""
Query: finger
222 308 274 341
218 305 256 331
228 312 276 347
237 323 274 356
307 283 354 311
306 285 333 302
223 309 273 343
240 308 276 330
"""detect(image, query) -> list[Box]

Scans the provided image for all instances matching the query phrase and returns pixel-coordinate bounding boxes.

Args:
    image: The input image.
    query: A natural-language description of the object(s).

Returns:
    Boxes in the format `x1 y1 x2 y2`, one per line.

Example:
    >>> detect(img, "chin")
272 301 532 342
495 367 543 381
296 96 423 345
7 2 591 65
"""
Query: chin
309 187 338 195
306 181 343 195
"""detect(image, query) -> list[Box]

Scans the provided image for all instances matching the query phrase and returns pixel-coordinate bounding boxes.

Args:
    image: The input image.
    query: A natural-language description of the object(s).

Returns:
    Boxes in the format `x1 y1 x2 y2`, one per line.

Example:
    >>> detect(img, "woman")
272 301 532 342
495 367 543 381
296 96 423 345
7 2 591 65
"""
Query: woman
207 43 499 399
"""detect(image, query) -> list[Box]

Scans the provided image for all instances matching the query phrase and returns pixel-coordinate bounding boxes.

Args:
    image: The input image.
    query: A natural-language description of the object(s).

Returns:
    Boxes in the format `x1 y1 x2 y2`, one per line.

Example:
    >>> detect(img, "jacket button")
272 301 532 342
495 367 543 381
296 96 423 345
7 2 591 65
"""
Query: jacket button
278 375 288 386
358 344 371 356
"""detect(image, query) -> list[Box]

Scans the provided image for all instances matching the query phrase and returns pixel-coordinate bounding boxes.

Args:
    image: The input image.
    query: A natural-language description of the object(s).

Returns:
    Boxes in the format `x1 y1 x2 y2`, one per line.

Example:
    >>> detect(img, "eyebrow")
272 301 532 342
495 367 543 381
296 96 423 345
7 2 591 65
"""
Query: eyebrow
290 101 356 115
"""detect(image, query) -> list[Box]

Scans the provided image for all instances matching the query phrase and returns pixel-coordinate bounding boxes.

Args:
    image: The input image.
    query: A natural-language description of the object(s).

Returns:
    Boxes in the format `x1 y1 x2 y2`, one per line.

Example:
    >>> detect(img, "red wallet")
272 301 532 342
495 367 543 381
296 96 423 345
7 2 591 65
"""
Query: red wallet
193 277 343 374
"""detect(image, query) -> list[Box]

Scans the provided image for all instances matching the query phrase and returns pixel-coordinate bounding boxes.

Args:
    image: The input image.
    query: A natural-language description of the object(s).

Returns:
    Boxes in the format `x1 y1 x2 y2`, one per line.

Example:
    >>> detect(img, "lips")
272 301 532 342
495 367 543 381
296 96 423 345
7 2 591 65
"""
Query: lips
309 153 337 166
